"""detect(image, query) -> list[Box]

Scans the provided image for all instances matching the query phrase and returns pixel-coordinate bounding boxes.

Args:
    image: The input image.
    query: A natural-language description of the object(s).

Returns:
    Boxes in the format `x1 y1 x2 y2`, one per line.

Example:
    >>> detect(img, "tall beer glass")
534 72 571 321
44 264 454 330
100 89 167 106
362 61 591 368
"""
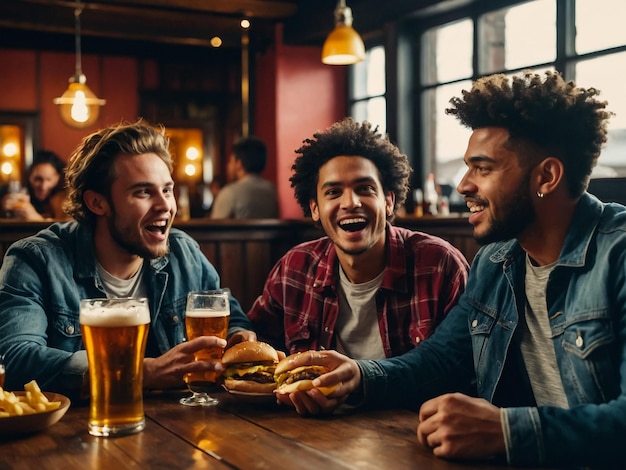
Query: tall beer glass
80 297 150 436
180 290 230 407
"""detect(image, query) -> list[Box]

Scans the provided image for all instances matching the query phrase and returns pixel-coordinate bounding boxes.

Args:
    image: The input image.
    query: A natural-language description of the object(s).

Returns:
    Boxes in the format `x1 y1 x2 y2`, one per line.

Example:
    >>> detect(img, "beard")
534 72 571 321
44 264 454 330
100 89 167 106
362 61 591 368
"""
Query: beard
474 177 536 245
106 206 170 259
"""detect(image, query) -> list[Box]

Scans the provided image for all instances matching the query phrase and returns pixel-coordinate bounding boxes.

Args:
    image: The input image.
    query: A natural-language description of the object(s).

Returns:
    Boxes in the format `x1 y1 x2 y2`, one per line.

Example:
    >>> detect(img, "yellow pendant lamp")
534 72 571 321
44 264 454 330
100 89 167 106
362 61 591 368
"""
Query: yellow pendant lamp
53 0 105 129
321 0 365 65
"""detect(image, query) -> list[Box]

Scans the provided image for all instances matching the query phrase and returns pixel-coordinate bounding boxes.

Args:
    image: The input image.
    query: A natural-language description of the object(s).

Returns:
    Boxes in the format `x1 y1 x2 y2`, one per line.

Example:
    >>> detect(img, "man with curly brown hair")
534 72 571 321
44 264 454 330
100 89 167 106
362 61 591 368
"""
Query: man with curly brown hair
248 118 469 360
274 72 624 468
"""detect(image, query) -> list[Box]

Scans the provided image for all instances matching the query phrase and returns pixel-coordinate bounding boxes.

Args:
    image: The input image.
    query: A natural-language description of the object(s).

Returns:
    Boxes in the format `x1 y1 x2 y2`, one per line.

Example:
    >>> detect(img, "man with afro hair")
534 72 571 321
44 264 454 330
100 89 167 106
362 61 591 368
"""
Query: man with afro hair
248 118 469 362
274 72 624 468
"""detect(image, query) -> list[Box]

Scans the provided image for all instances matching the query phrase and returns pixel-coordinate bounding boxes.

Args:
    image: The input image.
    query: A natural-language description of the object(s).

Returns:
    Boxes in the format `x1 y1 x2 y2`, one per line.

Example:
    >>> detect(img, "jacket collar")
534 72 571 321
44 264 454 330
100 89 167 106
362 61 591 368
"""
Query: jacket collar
489 192 603 267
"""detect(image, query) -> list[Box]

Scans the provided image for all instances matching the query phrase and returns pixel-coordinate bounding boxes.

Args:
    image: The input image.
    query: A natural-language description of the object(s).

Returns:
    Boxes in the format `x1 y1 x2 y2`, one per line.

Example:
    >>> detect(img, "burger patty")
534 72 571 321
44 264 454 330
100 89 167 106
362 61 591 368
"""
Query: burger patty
282 370 320 384
234 371 275 384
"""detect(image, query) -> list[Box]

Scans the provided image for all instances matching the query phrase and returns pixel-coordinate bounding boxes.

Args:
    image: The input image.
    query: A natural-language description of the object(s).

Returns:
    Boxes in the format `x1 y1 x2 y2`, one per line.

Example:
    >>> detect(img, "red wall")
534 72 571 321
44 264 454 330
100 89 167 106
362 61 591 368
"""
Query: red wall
254 25 346 219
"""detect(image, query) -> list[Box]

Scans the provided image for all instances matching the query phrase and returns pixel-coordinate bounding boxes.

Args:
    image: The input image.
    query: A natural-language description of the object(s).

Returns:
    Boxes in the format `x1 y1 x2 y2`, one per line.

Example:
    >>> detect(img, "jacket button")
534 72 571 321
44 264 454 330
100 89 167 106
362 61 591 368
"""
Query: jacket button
576 335 583 348
471 319 478 328
313 282 320 288
172 316 179 323
66 325 74 334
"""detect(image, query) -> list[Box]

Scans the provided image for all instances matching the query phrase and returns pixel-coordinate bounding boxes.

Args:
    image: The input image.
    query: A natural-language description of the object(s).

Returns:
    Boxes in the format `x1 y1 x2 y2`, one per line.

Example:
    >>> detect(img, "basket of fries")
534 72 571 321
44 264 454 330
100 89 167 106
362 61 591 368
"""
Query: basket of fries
0 379 71 437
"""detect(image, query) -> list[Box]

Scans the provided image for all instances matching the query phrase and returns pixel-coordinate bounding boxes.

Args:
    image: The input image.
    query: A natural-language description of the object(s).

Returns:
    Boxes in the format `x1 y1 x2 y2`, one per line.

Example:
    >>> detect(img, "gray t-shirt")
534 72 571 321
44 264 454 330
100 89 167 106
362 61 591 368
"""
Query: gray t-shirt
210 174 279 219
520 254 569 408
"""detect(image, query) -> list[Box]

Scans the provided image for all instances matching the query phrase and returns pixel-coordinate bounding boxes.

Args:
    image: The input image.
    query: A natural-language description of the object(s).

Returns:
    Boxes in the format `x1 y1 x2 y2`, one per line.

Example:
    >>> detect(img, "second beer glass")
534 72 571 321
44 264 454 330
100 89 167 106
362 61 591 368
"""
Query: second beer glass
180 290 230 406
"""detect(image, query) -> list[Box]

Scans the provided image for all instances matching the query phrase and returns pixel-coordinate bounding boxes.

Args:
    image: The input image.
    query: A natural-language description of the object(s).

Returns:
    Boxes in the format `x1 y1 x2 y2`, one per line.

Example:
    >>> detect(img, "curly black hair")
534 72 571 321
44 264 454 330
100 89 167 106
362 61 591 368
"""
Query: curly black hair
445 70 613 197
290 118 412 219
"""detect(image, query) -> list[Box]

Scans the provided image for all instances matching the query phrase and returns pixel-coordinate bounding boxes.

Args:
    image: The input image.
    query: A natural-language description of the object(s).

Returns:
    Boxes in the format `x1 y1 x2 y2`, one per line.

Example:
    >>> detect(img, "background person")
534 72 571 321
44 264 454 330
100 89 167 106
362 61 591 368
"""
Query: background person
248 118 469 359
1 150 68 220
210 136 279 219
274 71 623 469
0 120 256 399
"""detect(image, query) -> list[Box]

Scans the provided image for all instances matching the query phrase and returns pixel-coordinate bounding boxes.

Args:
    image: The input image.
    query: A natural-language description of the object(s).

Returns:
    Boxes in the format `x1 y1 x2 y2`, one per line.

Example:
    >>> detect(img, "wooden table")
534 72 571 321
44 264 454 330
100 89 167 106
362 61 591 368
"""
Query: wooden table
0 389 522 469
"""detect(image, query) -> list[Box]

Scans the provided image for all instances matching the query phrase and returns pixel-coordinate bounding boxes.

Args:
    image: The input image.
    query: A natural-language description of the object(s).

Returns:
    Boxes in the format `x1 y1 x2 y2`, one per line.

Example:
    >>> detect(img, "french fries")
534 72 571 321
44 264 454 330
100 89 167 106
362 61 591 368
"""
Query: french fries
0 380 61 418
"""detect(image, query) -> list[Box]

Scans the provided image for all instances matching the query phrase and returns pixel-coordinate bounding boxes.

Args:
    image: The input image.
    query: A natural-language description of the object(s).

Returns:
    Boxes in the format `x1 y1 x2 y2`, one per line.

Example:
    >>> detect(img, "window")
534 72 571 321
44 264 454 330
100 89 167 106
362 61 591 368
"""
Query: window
416 0 626 206
349 46 386 132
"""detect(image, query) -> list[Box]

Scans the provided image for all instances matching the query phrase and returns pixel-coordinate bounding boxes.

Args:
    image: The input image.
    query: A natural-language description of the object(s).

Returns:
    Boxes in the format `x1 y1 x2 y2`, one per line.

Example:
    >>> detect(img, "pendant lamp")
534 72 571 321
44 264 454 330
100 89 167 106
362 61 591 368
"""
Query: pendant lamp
321 0 365 65
53 0 106 128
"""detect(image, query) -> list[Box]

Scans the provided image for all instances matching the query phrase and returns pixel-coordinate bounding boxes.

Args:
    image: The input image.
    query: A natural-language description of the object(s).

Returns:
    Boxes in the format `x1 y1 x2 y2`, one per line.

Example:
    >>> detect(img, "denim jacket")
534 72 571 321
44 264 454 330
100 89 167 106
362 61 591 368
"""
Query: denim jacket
358 193 626 468
0 222 252 398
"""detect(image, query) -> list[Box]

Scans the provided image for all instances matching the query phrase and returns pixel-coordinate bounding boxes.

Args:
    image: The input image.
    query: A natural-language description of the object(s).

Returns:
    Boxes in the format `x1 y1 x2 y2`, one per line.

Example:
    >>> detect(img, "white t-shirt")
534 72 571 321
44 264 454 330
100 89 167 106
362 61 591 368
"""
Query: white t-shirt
335 267 386 360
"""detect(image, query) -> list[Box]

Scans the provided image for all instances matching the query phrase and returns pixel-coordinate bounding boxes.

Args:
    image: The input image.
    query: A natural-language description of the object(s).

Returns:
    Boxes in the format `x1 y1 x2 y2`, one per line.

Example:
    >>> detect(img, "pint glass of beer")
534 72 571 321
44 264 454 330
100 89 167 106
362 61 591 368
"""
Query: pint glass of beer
179 290 230 406
80 297 150 436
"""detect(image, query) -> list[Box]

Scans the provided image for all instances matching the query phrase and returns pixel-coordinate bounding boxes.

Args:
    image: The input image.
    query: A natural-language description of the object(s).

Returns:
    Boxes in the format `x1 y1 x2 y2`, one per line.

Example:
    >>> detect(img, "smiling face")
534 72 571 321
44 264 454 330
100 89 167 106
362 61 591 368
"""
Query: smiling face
310 156 394 258
457 127 536 245
29 162 61 202
101 152 176 260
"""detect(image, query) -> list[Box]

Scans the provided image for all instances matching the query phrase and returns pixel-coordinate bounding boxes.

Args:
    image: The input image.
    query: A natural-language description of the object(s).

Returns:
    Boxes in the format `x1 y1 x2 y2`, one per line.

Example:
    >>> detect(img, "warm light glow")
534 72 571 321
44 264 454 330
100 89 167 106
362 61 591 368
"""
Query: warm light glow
321 1 365 65
2 142 18 157
184 164 197 177
185 146 200 160
53 1 106 129
1 162 13 176
71 90 89 122
210 36 222 47
240 19 250 29
54 81 106 129
322 24 365 65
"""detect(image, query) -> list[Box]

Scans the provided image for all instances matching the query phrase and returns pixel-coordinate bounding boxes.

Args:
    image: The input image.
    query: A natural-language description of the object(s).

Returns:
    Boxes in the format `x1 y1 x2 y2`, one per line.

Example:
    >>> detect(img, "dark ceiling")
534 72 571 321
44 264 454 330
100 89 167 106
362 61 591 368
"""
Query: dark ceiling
0 0 458 58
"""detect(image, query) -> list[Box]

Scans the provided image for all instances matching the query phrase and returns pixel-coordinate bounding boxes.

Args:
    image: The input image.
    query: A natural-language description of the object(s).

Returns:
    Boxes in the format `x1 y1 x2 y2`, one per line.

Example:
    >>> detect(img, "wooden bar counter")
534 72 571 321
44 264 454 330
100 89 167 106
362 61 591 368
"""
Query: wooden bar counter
0 388 531 469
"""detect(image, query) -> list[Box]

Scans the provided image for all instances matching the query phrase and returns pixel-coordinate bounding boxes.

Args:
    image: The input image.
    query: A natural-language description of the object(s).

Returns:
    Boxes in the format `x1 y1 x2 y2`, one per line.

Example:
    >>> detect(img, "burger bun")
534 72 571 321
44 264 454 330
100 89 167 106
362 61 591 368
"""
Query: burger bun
275 379 339 396
222 341 279 365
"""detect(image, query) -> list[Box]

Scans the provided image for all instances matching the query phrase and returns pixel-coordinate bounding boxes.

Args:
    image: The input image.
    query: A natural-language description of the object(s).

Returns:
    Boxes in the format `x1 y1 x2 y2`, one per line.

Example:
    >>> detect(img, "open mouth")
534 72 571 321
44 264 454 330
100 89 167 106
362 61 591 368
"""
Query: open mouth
339 217 368 232
145 220 168 235
467 201 486 213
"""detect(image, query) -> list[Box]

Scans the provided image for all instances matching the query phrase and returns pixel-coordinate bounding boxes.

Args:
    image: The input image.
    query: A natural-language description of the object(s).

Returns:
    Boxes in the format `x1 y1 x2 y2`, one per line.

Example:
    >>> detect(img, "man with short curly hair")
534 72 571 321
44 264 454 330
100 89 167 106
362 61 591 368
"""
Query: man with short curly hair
248 118 469 361
274 72 624 468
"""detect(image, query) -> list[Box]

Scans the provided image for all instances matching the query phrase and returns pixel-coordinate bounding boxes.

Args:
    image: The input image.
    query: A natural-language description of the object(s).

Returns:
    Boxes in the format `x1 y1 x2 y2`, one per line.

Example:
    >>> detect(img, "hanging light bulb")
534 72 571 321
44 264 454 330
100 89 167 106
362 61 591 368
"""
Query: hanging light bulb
321 0 365 65
53 0 105 128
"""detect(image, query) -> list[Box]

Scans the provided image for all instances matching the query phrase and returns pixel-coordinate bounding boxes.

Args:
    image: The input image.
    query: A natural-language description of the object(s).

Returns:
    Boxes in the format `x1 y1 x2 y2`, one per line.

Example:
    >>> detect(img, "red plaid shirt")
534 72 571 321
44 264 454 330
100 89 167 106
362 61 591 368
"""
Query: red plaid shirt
248 224 469 358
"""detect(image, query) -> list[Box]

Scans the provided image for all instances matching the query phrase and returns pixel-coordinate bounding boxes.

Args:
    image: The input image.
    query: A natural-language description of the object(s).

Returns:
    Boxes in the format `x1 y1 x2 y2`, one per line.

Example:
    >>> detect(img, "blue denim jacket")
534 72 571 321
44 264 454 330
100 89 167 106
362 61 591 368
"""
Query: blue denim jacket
358 193 626 468
0 222 252 397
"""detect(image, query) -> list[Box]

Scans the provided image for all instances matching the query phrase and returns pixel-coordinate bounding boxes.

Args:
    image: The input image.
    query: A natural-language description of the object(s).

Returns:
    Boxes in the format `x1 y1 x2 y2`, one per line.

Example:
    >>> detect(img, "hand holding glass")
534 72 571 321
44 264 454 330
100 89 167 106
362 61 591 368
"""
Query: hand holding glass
180 290 230 406
80 297 150 436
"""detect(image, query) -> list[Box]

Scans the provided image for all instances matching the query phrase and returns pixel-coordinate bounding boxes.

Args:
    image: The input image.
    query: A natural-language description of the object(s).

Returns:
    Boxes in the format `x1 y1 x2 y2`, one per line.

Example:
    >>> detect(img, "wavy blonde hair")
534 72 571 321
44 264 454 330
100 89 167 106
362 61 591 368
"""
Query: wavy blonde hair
64 120 172 227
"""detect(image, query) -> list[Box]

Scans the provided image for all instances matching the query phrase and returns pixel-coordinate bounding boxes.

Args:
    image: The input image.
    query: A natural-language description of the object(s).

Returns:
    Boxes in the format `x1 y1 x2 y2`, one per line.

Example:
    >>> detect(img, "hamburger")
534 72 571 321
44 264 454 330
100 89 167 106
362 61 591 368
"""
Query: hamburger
222 341 279 394
274 355 339 396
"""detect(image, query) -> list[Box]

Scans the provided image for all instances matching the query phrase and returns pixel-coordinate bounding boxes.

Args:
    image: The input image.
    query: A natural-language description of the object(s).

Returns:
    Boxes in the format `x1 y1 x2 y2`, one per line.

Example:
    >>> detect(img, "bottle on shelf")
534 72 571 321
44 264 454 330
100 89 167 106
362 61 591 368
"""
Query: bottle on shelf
413 189 423 217
423 173 439 216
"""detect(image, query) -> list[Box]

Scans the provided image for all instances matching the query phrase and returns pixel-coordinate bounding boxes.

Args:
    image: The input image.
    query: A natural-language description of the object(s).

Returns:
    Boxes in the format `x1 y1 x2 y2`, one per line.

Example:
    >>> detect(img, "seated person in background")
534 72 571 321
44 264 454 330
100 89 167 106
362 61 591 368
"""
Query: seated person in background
248 118 469 359
0 120 256 399
210 136 279 219
276 71 623 469
1 150 69 220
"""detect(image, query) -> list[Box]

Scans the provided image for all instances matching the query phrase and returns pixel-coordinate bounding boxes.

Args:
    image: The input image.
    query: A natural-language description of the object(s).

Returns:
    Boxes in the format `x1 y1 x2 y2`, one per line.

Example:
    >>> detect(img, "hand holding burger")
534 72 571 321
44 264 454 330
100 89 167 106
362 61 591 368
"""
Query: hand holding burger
222 341 279 394
274 353 340 396
273 350 360 416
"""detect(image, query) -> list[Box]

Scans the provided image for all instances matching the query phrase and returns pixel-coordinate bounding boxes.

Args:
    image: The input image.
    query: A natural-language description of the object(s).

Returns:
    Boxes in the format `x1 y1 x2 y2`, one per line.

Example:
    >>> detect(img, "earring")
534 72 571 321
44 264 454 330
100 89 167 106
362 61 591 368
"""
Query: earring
537 191 544 198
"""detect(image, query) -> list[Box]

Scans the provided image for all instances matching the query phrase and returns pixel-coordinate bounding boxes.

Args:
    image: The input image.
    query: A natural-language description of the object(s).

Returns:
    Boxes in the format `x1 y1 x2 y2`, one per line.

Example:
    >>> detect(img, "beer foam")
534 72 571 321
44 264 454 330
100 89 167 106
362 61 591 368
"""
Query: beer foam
185 308 230 318
80 302 150 327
